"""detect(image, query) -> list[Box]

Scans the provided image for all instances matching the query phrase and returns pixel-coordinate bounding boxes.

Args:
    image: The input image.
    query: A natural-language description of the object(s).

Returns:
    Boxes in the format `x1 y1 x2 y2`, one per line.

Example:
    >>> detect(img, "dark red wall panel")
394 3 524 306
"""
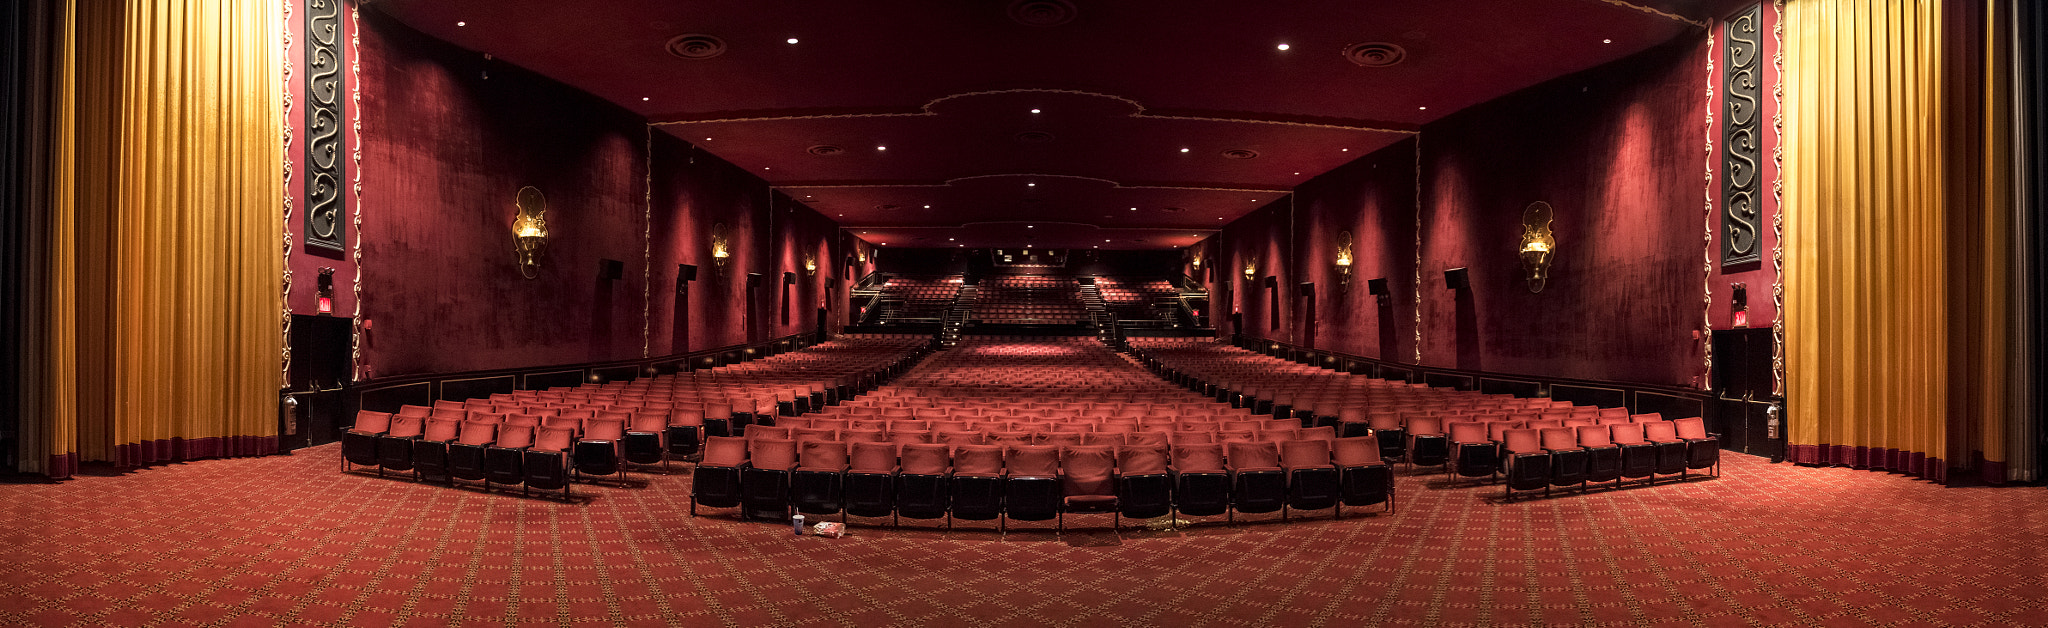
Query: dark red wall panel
358 14 835 377
1226 35 1715 388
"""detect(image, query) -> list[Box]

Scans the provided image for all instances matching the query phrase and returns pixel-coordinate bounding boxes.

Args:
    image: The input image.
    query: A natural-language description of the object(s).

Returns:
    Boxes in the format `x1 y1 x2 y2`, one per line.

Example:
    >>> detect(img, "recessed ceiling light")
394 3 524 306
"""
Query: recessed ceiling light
704 137 712 141
1027 225 1034 228
763 167 771 170
1276 43 1291 51
837 213 843 216
1105 239 1111 242
1419 106 1428 110
787 38 800 44
456 21 467 26
1341 148 1349 152
923 205 931 209
1180 148 1190 153
1130 207 1137 211
949 238 955 241
1293 172 1300 175
1027 183 1036 187
1030 108 1042 114
641 97 649 101
876 146 887 151
1603 39 1613 44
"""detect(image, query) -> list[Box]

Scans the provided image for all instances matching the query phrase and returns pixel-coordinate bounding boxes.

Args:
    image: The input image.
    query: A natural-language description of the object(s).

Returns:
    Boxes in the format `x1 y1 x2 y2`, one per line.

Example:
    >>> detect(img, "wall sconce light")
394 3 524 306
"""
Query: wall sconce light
512 186 549 279
1333 230 1354 291
803 253 818 276
1518 201 1556 293
709 222 732 277
1243 258 1258 281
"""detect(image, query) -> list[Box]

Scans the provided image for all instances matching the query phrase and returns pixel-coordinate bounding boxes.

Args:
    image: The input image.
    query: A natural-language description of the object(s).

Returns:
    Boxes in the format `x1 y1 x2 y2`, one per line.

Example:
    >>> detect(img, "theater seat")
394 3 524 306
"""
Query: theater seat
842 441 898 522
1332 436 1392 515
691 436 748 516
1279 439 1339 519
1058 445 1120 533
1672 417 1721 479
1117 445 1172 521
1500 429 1549 502
342 410 392 474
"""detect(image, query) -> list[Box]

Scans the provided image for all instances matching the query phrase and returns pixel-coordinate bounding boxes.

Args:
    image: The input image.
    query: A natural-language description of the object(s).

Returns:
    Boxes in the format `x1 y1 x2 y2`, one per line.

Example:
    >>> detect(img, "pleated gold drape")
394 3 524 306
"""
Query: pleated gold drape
35 0 283 476
1784 0 2022 483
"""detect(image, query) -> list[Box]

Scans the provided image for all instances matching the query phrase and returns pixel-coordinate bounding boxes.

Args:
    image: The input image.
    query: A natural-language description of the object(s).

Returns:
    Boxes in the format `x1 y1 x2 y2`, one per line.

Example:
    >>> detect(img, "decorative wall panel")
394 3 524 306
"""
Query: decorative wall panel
302 0 345 253
1720 4 1763 267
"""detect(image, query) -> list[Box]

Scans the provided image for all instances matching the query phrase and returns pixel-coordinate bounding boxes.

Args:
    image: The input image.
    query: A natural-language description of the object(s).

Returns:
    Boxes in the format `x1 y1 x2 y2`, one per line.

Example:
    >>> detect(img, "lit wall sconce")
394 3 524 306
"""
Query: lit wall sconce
315 267 336 315
803 253 818 276
709 222 732 277
1518 201 1556 293
513 186 549 279
1242 258 1258 281
1333 230 1354 291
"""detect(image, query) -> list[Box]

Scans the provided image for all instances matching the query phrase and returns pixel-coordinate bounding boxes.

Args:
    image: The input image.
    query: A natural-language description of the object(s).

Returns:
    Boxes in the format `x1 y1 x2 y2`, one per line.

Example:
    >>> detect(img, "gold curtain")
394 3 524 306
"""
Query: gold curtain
1784 0 2022 483
35 0 283 475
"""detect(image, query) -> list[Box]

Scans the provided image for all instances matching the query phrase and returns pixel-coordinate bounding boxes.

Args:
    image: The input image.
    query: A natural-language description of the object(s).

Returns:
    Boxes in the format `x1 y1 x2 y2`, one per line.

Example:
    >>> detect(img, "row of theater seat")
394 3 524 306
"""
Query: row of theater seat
1128 338 1720 500
689 433 1394 530
683 337 1397 529
340 336 931 499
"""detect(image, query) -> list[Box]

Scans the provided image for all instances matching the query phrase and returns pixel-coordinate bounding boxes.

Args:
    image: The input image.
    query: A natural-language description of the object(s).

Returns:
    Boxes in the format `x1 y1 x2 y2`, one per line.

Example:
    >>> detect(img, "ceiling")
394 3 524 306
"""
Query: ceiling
377 0 1740 250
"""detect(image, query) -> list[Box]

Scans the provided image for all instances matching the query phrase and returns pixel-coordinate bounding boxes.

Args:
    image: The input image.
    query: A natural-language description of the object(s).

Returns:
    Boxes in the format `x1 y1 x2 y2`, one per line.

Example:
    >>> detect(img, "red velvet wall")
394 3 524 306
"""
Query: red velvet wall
358 13 836 377
1222 33 1723 388
1218 203 1291 342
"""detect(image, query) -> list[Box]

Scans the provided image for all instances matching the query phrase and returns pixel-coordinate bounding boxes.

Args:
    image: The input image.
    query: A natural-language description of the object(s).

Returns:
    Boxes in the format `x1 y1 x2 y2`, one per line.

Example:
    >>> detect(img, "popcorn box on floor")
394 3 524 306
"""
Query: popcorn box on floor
810 522 847 538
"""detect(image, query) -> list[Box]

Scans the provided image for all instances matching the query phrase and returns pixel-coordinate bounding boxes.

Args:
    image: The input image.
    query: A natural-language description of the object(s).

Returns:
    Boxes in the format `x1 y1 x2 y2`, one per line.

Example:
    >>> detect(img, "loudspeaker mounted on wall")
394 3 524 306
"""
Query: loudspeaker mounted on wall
596 258 624 281
1296 282 1315 297
1444 267 1470 290
1366 278 1390 296
783 271 797 285
678 263 698 282
746 272 763 287
1262 276 1278 289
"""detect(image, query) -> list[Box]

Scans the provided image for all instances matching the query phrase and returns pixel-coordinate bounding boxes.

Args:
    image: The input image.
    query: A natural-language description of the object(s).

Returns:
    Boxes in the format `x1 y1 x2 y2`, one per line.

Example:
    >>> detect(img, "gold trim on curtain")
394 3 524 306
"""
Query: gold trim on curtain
1784 0 2021 483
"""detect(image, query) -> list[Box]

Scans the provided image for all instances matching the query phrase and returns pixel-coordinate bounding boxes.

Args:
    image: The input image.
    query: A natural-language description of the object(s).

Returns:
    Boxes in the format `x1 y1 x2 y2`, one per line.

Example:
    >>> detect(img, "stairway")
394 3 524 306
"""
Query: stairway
941 286 978 347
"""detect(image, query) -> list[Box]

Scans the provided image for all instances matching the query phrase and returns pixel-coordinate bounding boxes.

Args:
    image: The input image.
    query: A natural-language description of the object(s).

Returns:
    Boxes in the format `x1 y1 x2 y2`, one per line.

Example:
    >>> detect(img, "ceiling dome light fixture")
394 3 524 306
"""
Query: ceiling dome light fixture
805 144 843 157
1276 43 1291 51
1030 108 1042 114
786 37 800 44
1179 148 1191 153
1008 0 1078 27
665 34 728 60
1221 149 1259 160
1345 42 1407 67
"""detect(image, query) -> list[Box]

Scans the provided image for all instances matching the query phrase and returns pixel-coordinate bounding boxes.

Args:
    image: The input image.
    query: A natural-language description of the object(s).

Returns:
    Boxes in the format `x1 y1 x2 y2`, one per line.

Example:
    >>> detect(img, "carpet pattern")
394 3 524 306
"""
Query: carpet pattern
2 447 2046 627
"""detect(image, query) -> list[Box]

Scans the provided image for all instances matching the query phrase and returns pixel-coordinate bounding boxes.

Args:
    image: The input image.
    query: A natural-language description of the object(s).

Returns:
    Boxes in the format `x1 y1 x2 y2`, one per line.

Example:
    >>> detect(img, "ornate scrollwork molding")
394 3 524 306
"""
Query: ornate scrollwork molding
1722 6 1764 267
304 0 345 254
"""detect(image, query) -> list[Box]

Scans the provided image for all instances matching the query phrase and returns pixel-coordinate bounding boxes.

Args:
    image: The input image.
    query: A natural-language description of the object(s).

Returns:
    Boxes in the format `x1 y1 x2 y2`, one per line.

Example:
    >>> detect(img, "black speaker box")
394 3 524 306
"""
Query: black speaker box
678 263 698 282
1366 277 1389 296
597 258 625 280
1444 267 1469 290
783 271 797 285
746 272 763 287
1296 282 1315 297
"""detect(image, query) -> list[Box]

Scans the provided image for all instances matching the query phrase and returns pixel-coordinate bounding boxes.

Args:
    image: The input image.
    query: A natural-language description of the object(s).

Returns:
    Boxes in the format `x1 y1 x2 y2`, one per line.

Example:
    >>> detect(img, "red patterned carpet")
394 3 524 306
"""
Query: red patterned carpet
3 446 2045 628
